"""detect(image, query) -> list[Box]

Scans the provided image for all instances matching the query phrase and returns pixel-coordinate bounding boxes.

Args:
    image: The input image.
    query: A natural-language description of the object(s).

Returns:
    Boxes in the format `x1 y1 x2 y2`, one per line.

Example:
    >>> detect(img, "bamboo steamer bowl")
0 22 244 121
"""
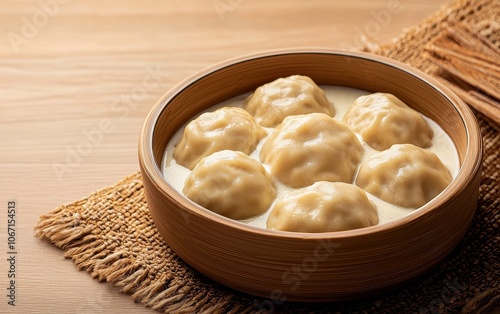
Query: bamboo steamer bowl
138 49 482 302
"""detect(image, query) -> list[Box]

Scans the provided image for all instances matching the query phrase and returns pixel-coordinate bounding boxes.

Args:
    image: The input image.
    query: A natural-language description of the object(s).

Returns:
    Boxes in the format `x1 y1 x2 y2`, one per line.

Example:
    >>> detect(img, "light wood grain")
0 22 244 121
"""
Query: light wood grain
4 0 498 313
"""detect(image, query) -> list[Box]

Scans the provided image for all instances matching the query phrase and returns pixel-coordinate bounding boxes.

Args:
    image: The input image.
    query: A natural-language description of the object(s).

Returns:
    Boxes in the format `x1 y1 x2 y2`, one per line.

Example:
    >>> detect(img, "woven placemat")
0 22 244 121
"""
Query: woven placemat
36 0 499 312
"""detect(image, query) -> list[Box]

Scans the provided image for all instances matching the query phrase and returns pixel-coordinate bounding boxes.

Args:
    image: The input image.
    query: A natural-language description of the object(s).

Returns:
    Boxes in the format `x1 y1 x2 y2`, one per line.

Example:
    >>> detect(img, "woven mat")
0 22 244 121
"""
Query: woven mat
35 0 500 313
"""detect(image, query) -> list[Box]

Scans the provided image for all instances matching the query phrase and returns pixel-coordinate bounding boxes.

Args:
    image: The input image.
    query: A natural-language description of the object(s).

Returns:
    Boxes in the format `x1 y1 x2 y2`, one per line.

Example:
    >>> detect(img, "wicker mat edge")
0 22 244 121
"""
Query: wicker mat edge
35 0 500 313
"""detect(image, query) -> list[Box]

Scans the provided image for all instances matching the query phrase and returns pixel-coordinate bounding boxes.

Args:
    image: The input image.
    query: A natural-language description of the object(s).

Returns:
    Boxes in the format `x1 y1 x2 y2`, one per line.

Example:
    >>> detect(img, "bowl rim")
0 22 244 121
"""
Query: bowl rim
139 48 483 240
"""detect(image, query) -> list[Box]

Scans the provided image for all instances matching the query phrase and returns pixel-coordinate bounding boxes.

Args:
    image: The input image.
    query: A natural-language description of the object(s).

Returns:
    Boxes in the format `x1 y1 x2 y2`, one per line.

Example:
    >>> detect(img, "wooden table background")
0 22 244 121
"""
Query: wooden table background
2 0 498 313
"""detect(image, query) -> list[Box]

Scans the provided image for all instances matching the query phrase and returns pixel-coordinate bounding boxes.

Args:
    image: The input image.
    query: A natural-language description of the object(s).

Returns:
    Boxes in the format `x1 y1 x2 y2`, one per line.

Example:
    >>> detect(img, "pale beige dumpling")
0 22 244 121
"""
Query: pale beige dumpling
183 150 277 220
267 182 379 232
356 144 453 208
260 113 363 188
342 93 433 151
173 107 266 169
244 75 335 127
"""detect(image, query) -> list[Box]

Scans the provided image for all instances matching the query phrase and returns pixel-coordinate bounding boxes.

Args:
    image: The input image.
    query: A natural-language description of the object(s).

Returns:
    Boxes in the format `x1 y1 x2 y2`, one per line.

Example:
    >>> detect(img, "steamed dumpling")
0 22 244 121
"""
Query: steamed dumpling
356 144 452 208
260 113 363 188
173 107 266 169
342 93 433 151
183 150 277 220
267 181 379 232
244 75 335 127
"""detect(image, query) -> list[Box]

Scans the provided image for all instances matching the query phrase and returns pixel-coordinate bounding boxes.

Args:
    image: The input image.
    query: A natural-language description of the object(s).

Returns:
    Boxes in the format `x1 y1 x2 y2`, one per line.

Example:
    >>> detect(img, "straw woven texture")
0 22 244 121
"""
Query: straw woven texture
35 0 499 312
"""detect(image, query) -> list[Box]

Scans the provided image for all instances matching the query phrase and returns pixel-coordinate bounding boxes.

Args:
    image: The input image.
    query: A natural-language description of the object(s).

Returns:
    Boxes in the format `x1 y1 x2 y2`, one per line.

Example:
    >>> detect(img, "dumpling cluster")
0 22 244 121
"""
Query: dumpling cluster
343 93 434 151
267 182 378 233
173 107 265 169
244 75 335 127
183 150 277 220
356 144 452 208
171 75 454 233
260 113 363 188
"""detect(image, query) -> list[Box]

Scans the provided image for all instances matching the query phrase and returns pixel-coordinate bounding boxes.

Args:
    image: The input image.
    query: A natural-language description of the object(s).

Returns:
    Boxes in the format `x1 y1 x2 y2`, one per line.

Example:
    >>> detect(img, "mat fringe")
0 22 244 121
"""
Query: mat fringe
35 172 252 314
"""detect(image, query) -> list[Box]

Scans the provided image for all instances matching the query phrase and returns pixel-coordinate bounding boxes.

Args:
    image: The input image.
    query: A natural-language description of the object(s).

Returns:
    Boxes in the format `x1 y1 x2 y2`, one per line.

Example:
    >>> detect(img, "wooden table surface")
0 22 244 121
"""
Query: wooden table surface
2 0 498 313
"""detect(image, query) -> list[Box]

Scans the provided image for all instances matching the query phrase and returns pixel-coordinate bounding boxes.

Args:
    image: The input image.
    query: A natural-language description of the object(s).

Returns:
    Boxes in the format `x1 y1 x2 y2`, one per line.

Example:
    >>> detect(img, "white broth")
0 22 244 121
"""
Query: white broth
162 86 460 229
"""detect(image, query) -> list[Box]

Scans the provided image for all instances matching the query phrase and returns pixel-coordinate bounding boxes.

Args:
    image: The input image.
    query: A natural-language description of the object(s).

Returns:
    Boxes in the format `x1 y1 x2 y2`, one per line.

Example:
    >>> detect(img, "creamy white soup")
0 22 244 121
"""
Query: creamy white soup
161 86 460 229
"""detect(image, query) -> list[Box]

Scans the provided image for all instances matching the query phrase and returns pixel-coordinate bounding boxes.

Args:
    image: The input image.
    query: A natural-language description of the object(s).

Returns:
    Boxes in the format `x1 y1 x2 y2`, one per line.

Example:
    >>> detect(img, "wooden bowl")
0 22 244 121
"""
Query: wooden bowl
138 49 483 302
